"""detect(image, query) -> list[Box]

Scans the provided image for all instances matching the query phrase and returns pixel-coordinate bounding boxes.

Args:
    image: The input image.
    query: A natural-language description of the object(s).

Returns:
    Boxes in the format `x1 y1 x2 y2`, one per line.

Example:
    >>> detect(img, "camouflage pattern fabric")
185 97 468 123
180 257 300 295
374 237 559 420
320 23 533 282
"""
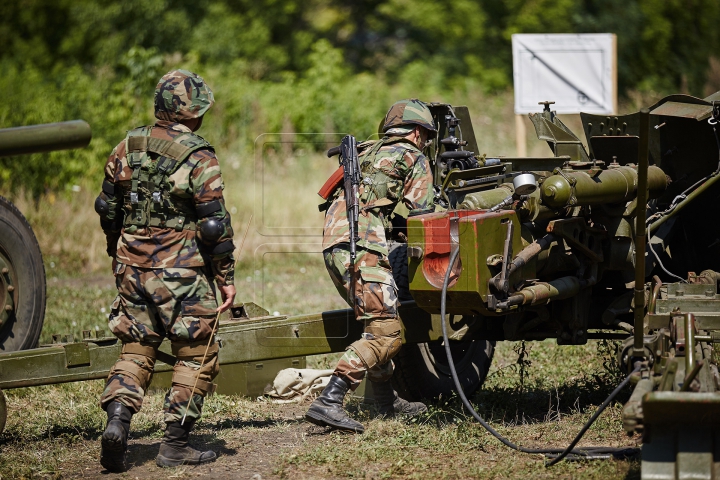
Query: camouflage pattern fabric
100 265 219 423
99 121 235 286
154 69 215 122
382 99 437 134
336 349 393 387
324 245 400 389
322 136 434 256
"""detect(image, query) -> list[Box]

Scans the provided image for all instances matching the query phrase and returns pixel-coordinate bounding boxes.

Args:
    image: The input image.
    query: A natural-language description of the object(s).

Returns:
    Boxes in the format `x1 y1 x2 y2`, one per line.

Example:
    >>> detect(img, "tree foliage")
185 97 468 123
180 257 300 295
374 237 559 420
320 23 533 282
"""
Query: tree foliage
1 0 719 196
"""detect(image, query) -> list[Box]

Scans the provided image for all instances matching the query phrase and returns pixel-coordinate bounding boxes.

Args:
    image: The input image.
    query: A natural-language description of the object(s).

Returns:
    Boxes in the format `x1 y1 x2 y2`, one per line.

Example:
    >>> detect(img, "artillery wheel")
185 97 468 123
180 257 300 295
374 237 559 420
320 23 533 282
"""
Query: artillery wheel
0 389 6 436
388 242 495 401
0 196 45 351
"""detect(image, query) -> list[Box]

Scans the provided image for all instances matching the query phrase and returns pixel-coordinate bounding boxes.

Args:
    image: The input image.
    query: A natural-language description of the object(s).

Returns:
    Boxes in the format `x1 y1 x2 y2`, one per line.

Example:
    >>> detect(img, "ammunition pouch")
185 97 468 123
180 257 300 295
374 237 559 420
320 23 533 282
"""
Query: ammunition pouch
171 340 220 396
109 342 159 390
121 126 211 232
348 318 402 369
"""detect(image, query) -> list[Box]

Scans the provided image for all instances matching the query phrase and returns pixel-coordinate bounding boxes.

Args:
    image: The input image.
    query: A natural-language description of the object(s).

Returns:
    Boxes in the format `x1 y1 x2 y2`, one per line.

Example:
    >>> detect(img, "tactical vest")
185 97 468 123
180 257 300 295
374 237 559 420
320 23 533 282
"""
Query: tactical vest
357 137 416 224
121 126 212 232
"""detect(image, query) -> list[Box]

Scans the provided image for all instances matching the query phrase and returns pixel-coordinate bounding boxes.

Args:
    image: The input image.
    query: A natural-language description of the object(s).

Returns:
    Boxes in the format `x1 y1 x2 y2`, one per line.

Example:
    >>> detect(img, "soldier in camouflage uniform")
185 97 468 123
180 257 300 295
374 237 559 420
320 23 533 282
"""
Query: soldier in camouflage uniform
95 70 235 471
305 99 436 433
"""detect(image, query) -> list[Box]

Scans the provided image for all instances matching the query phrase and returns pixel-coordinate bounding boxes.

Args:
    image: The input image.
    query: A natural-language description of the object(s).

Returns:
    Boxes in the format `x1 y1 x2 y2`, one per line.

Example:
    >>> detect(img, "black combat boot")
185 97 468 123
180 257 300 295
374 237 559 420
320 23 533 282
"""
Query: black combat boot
305 375 365 433
100 401 133 473
371 380 427 417
156 420 217 467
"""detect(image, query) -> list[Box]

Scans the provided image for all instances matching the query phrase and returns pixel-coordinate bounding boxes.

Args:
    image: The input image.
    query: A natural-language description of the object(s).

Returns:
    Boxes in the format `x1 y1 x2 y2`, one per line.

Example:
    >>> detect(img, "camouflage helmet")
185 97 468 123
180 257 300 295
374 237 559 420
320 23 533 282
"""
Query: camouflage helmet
382 99 437 135
154 69 215 122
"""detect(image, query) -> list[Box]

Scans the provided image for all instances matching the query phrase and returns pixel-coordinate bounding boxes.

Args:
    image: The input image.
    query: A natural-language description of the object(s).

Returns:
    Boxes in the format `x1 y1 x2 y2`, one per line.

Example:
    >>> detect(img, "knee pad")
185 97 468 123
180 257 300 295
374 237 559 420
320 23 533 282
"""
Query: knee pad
348 318 402 370
109 342 158 391
171 341 220 396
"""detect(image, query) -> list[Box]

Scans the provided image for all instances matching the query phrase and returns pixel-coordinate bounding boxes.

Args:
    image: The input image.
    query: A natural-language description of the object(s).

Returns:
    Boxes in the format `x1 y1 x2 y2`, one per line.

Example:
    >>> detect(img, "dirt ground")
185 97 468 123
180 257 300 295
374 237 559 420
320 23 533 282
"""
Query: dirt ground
55 403 325 479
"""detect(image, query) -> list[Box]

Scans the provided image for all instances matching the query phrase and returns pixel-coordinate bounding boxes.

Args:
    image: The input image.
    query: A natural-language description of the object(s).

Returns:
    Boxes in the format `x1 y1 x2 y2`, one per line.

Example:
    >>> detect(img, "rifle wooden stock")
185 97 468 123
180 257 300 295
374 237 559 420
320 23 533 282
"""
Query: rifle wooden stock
318 166 344 200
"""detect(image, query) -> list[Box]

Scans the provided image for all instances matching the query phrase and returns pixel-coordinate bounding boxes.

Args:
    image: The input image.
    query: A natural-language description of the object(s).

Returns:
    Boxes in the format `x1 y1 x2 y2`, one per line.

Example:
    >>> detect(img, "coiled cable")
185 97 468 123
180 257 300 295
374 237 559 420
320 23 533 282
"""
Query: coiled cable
439 247 641 466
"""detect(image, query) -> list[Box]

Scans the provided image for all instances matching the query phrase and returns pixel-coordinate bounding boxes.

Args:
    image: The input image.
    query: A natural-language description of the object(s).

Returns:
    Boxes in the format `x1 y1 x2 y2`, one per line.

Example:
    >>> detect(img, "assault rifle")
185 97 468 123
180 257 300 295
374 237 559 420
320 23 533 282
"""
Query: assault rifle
340 135 361 269
319 136 363 269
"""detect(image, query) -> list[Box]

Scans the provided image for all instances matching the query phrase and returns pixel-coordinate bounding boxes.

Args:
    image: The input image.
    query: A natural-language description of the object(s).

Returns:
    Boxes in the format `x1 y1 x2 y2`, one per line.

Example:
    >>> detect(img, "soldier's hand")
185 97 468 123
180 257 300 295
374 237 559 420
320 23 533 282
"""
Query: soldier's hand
217 284 236 312
112 258 118 275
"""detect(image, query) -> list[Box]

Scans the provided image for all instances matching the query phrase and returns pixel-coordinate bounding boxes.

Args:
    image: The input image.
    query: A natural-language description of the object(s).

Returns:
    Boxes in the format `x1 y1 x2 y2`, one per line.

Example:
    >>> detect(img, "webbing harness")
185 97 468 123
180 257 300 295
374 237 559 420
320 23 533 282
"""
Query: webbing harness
123 127 212 231
357 137 414 224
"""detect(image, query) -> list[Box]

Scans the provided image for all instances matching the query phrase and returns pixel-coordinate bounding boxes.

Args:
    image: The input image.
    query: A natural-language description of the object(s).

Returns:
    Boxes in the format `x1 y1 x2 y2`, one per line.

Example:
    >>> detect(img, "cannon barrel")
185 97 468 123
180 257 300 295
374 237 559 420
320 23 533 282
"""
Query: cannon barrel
0 120 92 157
540 165 667 208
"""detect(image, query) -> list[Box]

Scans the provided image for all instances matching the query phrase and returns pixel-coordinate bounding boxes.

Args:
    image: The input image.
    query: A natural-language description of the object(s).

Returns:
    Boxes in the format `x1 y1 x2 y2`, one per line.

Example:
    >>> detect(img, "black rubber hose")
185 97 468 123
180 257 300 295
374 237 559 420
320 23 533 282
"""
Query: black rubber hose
439 247 641 465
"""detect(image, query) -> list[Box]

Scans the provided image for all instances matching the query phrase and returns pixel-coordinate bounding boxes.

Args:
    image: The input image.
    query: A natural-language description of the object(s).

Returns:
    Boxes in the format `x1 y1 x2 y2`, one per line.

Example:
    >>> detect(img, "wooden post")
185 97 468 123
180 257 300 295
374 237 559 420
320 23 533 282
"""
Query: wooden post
515 114 527 157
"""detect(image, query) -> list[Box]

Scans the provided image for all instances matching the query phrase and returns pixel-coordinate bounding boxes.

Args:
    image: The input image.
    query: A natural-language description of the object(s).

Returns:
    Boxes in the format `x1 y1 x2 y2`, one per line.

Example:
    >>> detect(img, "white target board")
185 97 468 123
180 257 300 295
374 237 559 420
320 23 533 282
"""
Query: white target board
512 33 616 115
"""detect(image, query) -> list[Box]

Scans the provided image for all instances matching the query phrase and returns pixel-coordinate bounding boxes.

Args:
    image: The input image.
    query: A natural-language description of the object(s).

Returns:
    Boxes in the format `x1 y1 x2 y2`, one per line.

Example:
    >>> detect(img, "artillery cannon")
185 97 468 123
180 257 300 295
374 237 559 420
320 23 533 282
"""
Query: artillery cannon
402 95 720 478
0 121 92 353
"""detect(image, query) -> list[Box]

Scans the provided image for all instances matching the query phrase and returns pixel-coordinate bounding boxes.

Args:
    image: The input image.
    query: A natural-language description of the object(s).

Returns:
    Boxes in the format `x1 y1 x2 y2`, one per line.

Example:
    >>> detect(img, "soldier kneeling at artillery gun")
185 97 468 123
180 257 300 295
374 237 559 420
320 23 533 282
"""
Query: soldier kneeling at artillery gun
95 70 236 472
306 99 437 433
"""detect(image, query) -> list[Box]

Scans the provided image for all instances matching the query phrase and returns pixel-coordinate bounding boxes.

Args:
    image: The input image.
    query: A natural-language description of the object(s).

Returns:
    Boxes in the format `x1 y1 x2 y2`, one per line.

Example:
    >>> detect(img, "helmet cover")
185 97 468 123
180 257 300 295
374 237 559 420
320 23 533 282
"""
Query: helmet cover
154 69 214 122
382 99 437 134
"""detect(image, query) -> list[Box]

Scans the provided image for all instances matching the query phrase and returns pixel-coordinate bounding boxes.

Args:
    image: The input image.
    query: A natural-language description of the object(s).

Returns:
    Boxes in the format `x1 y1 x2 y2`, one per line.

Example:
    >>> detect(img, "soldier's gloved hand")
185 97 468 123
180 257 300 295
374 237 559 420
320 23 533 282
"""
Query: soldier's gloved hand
112 258 118 276
217 284 236 313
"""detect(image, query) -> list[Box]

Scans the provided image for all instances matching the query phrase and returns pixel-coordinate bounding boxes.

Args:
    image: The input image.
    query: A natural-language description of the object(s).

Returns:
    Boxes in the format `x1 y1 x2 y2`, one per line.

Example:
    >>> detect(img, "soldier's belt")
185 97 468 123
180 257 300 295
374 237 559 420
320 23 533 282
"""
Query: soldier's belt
126 214 197 231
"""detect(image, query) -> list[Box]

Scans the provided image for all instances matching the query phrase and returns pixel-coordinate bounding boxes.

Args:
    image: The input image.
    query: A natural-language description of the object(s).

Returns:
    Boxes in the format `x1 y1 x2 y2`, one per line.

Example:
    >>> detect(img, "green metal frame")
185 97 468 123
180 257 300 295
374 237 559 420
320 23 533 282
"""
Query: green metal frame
0 302 448 391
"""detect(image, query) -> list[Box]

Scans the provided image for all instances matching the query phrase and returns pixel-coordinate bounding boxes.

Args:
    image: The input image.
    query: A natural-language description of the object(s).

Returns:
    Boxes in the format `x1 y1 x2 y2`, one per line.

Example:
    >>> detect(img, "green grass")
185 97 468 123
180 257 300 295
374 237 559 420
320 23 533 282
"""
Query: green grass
1 279 641 479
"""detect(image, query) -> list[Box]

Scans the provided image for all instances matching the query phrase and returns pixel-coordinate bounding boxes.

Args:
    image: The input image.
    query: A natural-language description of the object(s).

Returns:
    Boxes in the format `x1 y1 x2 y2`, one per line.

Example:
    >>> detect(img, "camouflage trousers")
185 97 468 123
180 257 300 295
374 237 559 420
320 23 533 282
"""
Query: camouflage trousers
100 264 220 424
324 244 402 390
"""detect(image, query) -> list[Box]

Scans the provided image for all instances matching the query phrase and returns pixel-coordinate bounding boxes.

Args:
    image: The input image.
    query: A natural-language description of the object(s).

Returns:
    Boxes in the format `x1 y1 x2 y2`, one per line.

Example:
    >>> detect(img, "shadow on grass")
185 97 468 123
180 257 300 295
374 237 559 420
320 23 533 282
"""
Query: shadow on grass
100 434 236 474
624 461 641 480
0 416 291 450
414 371 634 428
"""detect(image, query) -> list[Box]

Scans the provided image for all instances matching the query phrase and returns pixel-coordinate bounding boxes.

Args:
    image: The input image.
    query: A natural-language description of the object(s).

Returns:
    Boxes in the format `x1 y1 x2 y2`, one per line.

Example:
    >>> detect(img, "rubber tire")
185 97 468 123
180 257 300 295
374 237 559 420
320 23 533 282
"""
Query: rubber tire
0 196 45 351
388 242 495 401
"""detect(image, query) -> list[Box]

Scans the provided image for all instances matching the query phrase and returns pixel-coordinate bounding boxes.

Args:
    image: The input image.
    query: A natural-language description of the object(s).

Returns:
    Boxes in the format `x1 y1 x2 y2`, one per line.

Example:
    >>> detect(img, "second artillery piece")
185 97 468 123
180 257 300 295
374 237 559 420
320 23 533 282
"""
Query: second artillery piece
0 120 92 353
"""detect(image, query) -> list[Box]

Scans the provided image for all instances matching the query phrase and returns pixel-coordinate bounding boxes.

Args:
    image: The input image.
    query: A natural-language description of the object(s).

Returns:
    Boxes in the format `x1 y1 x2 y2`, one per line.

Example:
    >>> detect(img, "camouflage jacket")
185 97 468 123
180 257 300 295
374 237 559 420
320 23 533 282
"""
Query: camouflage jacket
99 121 235 286
322 136 434 256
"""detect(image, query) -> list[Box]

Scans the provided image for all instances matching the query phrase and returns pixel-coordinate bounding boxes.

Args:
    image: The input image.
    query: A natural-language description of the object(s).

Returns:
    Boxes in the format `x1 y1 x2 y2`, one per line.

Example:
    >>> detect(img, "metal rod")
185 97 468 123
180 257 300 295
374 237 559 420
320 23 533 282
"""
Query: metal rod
685 313 696 375
648 172 720 235
633 109 650 357
648 276 662 314
681 359 704 392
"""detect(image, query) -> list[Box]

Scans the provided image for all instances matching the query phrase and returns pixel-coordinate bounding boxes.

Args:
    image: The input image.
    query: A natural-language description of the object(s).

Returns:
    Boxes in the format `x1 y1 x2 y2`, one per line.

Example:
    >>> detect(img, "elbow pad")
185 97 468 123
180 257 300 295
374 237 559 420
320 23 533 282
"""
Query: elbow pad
96 179 116 218
95 195 109 216
199 218 225 243
196 200 231 244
